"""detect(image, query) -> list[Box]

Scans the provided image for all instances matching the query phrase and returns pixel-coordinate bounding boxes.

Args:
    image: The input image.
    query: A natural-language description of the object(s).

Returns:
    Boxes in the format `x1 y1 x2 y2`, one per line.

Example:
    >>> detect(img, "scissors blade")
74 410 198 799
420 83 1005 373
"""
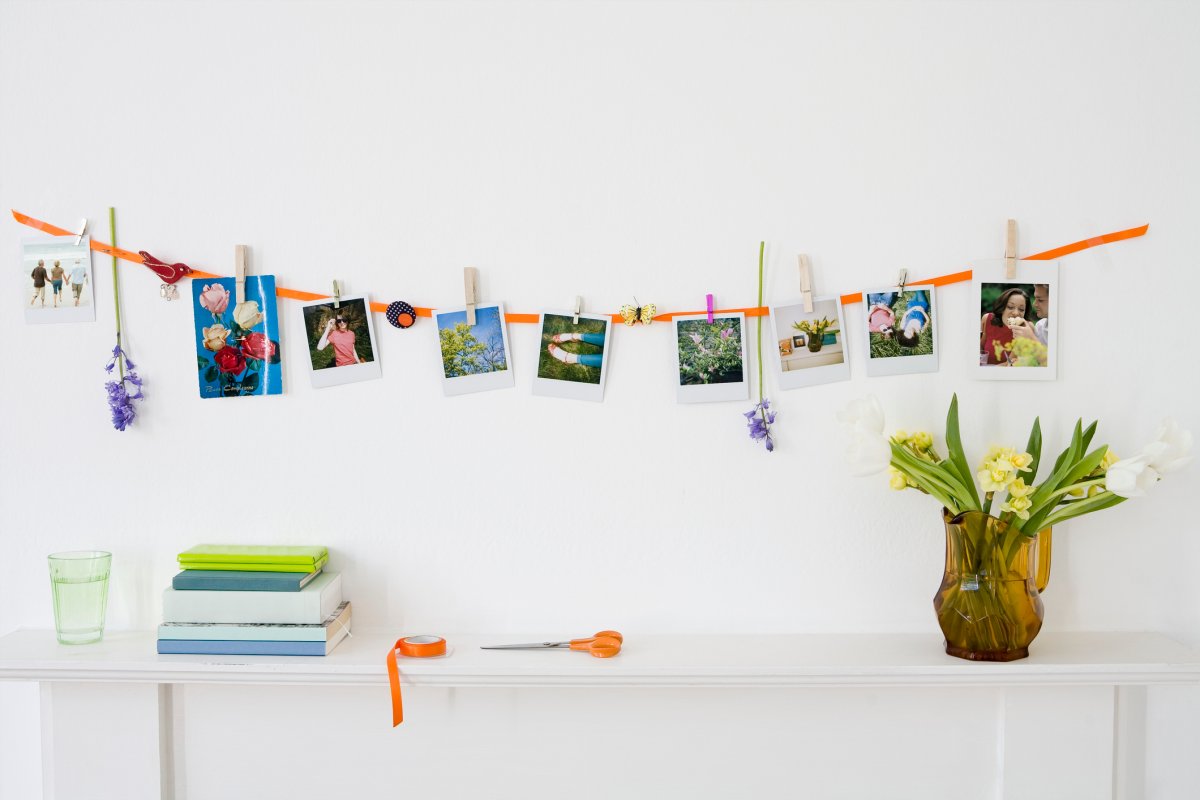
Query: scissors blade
480 641 569 650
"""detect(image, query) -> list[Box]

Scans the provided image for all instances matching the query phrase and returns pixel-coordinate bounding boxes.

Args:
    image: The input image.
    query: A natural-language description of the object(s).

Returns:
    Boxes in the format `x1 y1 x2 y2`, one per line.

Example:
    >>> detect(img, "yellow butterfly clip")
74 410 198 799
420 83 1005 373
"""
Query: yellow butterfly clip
619 300 657 326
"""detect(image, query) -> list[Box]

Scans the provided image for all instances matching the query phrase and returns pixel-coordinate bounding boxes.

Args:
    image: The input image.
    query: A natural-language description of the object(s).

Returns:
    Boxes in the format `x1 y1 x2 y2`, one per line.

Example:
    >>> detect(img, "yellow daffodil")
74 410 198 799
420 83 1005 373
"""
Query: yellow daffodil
1006 477 1034 498
978 468 1009 493
887 467 909 491
1008 452 1033 471
1001 494 1033 519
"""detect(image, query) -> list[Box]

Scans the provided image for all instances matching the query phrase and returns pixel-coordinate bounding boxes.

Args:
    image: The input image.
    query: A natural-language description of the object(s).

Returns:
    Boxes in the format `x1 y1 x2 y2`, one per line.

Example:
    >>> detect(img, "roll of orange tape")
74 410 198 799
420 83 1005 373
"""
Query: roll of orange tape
387 635 447 727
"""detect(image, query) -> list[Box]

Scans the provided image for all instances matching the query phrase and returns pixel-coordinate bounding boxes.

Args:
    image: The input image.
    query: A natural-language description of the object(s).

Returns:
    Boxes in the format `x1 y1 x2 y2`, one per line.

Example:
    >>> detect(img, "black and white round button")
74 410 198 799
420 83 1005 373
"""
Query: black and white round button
386 301 417 329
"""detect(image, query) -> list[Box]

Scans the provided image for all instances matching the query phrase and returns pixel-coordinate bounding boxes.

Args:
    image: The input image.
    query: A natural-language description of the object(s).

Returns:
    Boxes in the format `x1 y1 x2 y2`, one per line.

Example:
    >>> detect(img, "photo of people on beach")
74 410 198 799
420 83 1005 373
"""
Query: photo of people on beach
301 296 381 388
863 287 938 376
22 236 95 324
532 312 610 402
972 260 1057 381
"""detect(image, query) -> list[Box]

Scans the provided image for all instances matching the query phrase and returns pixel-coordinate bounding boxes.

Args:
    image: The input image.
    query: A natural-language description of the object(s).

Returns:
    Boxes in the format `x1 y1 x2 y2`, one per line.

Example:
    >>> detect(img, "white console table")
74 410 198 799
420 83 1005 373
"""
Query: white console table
3 630 1198 800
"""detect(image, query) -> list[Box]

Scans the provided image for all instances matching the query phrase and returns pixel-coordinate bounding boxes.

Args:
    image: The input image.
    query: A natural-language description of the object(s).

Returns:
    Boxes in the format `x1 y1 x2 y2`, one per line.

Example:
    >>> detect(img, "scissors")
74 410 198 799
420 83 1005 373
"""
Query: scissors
480 630 623 658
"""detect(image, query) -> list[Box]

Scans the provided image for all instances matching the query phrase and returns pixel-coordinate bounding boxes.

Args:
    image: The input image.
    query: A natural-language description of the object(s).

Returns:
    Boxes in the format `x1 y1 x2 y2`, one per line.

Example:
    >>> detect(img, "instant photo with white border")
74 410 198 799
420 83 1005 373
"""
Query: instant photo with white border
434 302 516 396
861 285 940 377
531 311 611 402
673 312 750 404
22 235 96 324
770 296 851 390
971 259 1058 381
300 295 382 389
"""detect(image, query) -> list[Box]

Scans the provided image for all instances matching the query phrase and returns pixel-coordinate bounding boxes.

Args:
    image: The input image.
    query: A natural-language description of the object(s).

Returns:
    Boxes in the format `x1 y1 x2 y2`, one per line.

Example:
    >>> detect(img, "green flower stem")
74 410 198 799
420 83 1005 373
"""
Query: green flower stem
1040 478 1105 504
109 207 123 380
1041 491 1125 528
756 241 765 406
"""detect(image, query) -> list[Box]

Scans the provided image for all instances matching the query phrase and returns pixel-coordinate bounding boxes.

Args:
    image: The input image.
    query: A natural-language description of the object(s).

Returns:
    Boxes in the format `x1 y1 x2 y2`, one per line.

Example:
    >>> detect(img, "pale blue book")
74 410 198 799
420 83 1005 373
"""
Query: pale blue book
157 601 350 642
157 628 349 656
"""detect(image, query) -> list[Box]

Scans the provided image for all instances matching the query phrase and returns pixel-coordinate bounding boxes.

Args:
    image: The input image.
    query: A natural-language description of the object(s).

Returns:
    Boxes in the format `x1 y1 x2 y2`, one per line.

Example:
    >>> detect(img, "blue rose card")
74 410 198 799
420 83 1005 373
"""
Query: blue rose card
192 276 282 398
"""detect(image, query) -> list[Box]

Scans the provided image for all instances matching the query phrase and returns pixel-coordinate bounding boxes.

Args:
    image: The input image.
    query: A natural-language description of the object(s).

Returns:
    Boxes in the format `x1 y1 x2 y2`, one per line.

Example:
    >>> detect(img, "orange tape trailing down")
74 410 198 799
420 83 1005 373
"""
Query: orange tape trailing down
386 635 447 727
11 211 1148 320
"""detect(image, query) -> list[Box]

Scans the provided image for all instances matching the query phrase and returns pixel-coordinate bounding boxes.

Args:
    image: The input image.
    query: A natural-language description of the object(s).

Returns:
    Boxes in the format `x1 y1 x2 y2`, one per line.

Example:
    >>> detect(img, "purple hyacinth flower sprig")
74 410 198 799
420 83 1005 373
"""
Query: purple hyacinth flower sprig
744 398 776 452
104 345 144 431
743 241 777 452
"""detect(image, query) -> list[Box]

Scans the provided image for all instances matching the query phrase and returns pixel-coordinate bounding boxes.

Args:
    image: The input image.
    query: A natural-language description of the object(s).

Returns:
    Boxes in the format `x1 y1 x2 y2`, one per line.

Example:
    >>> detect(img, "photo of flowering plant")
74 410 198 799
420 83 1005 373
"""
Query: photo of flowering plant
673 313 749 404
677 318 744 385
192 276 282 398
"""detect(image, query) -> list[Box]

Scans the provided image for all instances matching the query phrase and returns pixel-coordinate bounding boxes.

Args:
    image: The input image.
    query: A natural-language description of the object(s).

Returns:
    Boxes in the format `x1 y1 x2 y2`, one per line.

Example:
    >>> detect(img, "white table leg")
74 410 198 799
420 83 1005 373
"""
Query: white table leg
40 682 172 800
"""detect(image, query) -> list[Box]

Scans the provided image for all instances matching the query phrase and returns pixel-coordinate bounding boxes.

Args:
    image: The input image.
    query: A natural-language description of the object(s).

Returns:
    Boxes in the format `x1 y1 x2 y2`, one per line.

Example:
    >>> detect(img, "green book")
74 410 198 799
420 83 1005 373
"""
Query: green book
177 555 329 573
177 545 328 572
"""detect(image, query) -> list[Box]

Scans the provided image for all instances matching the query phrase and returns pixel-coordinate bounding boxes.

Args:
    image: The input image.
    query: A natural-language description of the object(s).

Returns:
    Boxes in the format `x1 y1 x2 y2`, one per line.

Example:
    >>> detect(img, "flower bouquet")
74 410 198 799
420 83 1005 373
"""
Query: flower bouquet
793 317 836 352
840 394 1192 661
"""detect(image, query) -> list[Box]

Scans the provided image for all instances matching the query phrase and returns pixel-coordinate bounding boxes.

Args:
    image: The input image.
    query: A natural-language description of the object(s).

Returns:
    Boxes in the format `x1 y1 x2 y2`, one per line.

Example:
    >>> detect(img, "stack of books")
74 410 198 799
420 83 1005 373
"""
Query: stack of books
157 545 350 656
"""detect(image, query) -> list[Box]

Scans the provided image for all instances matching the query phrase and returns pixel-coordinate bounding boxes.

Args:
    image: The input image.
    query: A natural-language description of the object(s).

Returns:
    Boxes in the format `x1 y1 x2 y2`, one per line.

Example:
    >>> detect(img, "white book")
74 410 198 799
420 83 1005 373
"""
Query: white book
157 601 352 642
162 572 342 624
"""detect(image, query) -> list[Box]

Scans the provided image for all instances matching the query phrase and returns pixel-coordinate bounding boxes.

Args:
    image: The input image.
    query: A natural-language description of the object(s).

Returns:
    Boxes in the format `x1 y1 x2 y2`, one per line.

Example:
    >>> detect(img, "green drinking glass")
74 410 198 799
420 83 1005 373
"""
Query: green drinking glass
48 551 111 645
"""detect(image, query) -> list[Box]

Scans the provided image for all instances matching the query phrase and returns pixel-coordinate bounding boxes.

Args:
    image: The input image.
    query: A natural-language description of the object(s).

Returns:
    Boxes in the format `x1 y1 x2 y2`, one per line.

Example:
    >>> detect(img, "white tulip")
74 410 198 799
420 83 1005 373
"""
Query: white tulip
837 395 885 437
1142 418 1193 475
1104 455 1160 498
845 430 892 477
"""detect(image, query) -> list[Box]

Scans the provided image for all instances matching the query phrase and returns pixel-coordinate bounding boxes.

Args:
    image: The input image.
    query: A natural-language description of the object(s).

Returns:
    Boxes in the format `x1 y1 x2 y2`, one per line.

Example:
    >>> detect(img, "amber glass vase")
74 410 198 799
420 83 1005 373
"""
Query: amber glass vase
933 510 1053 662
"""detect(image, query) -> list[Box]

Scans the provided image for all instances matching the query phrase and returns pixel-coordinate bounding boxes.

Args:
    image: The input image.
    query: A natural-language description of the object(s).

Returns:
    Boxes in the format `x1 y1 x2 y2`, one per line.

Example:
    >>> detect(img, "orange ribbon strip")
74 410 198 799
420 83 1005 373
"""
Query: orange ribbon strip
386 635 447 727
11 210 1148 322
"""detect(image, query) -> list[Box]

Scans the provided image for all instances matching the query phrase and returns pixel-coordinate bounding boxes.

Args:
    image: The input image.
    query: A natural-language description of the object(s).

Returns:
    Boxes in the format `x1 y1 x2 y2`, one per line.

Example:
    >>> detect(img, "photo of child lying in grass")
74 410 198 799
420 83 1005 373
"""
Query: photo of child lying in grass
868 290 933 359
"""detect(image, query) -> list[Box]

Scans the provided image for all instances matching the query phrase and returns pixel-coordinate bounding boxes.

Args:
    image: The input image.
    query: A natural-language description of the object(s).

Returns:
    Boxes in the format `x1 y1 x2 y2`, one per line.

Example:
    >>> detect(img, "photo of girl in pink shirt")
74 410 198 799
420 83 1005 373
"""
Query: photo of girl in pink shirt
302 297 381 388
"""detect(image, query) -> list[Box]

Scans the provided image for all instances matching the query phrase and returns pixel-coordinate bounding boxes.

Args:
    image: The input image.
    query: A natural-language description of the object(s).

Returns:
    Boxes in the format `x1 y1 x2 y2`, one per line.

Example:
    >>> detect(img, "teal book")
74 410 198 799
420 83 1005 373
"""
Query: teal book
157 602 351 643
172 568 323 592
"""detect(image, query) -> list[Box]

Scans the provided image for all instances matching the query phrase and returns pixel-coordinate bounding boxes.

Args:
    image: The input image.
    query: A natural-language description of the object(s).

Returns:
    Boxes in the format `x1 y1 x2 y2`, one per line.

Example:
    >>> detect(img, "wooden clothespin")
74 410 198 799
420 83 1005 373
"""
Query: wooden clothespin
332 280 341 309
572 296 582 325
1005 219 1018 280
463 267 479 326
706 293 715 323
234 245 248 305
73 218 88 246
798 254 814 313
896 268 908 294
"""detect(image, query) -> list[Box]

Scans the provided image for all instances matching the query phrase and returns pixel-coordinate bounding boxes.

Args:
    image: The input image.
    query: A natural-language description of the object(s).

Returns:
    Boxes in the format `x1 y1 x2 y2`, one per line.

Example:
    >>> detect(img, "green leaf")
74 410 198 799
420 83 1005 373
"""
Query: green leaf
203 366 218 383
1024 417 1043 484
891 443 968 511
1062 445 1109 487
944 395 981 509
890 456 959 512
1019 420 1085 534
1081 420 1098 453
241 371 261 394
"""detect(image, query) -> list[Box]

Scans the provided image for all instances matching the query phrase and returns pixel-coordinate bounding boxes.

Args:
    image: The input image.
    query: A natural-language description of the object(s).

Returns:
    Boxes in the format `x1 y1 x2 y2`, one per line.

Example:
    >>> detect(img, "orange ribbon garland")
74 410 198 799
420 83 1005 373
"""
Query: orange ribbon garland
11 210 1148 322
386 635 447 727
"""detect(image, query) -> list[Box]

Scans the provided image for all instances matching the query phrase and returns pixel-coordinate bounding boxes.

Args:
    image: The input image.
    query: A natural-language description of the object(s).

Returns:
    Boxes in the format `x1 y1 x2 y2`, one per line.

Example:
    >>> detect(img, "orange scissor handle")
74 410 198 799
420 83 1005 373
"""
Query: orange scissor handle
569 631 623 658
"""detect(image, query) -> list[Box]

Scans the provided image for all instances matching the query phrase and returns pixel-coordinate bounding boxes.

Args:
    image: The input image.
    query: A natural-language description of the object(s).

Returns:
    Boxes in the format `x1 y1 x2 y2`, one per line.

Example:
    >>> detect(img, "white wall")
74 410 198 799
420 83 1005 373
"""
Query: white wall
2 1 1198 797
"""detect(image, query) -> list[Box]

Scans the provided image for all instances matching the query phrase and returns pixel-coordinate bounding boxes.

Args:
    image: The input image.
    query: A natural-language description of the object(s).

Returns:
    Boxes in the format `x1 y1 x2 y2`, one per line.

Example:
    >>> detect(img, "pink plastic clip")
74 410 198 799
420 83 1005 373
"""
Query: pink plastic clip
706 294 714 323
